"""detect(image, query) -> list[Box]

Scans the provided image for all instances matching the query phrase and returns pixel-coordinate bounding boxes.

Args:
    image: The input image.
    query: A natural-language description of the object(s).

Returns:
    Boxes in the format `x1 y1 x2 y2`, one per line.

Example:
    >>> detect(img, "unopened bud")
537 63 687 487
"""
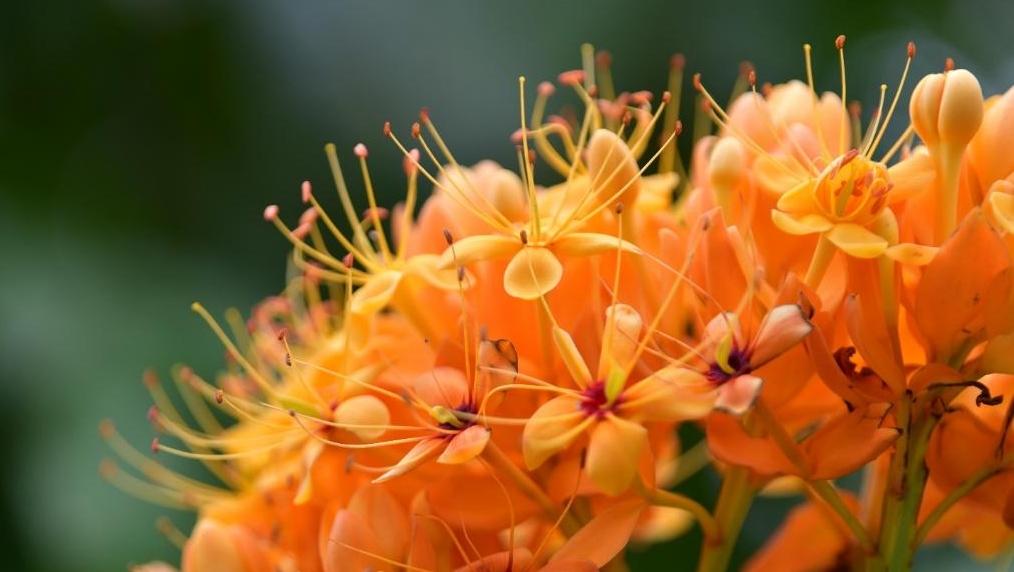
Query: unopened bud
910 69 984 149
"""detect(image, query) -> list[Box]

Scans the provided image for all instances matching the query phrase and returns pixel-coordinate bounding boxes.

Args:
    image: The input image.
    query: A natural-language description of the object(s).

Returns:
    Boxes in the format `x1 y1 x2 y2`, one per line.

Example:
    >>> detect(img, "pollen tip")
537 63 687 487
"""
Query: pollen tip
419 107 430 123
288 409 296 417
674 119 684 137
907 41 916 59
443 228 454 246
150 437 160 454
99 459 117 478
557 69 585 86
142 369 159 388
411 122 421 139
510 128 524 144
848 101 861 118
738 60 754 76
98 419 115 439
300 180 312 203
747 70 757 87
661 90 672 103
383 121 392 137
214 389 224 404
944 57 955 71
263 204 279 221
538 81 555 97
353 143 368 158
615 202 625 215
146 405 159 426
692 73 702 91
342 252 355 269
835 34 846 50
670 53 685 71
519 229 528 244
403 148 420 175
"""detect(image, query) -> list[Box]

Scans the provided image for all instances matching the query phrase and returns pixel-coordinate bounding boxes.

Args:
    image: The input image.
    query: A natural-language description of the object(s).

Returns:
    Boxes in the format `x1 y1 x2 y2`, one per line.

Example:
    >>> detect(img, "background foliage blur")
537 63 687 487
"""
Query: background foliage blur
2 1 1013 570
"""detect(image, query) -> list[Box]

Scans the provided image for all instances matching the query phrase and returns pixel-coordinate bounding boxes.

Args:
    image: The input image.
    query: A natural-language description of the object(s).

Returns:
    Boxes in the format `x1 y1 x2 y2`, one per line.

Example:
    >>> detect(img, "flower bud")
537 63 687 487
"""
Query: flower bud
910 69 984 149
708 137 747 191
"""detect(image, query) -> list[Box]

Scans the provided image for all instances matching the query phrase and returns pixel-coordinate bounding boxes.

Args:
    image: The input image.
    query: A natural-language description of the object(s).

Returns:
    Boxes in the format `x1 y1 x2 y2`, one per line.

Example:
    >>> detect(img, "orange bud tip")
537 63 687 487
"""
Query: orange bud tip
670 53 685 71
692 73 702 91
595 50 612 67
442 229 454 245
342 253 355 269
263 204 279 221
835 34 846 50
557 69 585 86
214 389 224 404
150 438 160 454
538 81 555 97
383 121 392 137
301 180 312 203
353 143 368 158
907 41 916 58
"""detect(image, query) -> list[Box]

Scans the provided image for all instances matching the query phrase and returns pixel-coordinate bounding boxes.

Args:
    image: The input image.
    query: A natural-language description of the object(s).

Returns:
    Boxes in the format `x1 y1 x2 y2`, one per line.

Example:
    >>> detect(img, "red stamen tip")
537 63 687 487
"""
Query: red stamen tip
519 229 528 244
403 148 420 175
99 419 115 439
692 73 703 91
263 204 279 221
907 41 916 59
411 122 421 139
510 128 524 144
674 120 684 137
538 81 555 97
442 229 454 246
147 405 159 426
748 70 757 87
944 57 955 71
557 69 585 86
214 389 224 404
419 107 430 123
661 90 672 103
848 101 861 118
342 252 355 269
835 35 846 50
150 438 160 454
276 328 287 342
670 53 686 71
142 370 159 388
353 143 368 158
383 121 392 137
301 180 312 203
739 61 754 76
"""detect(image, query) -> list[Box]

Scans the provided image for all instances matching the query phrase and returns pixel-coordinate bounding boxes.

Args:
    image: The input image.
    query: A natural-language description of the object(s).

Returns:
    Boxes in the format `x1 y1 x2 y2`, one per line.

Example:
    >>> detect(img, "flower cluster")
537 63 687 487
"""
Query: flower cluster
105 38 1014 572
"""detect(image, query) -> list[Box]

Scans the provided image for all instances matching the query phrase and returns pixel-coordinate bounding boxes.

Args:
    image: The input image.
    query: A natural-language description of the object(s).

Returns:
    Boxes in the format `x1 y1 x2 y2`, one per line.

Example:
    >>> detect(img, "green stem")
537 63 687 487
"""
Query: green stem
636 481 720 543
696 466 756 572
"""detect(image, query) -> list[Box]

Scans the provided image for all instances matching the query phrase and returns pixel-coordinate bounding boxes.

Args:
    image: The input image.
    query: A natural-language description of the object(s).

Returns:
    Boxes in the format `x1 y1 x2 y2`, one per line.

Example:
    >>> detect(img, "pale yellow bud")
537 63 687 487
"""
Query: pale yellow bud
708 137 746 191
910 69 984 149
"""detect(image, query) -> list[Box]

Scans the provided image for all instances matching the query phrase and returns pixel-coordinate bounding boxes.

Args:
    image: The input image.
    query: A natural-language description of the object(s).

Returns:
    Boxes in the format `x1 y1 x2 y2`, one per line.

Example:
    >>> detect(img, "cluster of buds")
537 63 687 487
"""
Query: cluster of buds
106 39 1014 572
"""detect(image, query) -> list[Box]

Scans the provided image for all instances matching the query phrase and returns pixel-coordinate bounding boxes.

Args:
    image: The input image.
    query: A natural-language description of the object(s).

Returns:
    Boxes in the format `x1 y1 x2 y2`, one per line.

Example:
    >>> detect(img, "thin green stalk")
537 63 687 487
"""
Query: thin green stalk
696 466 756 572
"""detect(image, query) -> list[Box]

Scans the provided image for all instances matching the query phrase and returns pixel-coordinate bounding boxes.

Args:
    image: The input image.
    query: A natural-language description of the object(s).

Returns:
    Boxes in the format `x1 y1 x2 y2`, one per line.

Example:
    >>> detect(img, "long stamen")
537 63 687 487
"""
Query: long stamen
836 35 849 155
868 41 916 157
324 143 377 259
518 76 542 241
353 144 393 263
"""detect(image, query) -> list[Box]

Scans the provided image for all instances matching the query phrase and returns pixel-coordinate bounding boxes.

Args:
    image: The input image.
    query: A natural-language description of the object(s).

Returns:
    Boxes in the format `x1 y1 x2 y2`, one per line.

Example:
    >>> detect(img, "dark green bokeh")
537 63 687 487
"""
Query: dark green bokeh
2 1 1013 570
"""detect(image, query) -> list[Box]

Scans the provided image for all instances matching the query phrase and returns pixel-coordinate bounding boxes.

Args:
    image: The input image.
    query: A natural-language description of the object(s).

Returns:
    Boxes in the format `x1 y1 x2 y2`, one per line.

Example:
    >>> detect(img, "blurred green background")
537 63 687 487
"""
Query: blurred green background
2 1 1013 570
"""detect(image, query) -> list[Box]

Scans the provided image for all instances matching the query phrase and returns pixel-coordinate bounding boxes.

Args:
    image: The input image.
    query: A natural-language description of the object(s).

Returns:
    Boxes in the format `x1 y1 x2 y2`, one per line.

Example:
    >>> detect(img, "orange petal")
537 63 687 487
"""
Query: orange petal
438 425 491 464
745 497 858 572
884 243 939 266
804 403 899 480
552 326 593 387
334 395 390 441
586 128 641 208
181 521 248 572
373 438 444 483
714 375 763 415
598 303 643 379
522 395 590 469
503 246 564 300
706 413 795 477
405 253 471 290
550 499 645 567
346 485 410 565
412 367 469 408
552 232 641 257
454 550 534 572
438 234 521 268
771 210 832 235
619 366 715 422
749 304 813 367
585 415 649 495
323 510 384 572
775 179 821 214
844 293 906 395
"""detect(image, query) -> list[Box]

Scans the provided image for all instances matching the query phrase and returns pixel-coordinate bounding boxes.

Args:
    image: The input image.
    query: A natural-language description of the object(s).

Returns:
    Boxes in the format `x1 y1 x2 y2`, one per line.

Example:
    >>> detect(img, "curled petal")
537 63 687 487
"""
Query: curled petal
714 374 763 415
503 246 564 300
825 223 889 259
775 179 821 214
438 234 521 268
438 425 491 464
803 403 899 480
551 499 645 566
771 210 833 235
599 303 643 379
586 415 648 495
749 304 813 368
373 438 444 483
522 395 590 469
349 270 402 315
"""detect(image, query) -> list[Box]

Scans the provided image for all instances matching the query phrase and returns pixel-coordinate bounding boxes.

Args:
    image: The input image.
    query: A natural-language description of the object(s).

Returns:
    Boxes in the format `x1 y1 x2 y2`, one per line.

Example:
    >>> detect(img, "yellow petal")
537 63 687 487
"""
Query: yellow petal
503 246 564 300
552 326 593 387
587 129 641 208
404 253 471 290
825 223 889 258
775 179 820 214
438 234 521 268
334 395 391 441
552 232 641 257
294 439 325 505
437 425 491 464
522 396 591 469
182 521 247 572
988 188 1014 233
884 243 939 266
349 270 402 315
618 366 714 422
749 304 813 367
586 416 648 495
771 210 832 235
373 438 443 483
598 304 643 379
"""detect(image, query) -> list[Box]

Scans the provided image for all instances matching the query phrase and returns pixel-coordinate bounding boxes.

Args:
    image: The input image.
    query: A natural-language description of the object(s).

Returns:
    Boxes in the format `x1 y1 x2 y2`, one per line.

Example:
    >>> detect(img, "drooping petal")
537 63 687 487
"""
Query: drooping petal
438 234 521 268
373 438 444 483
522 395 590 469
825 223 889 258
349 270 402 315
550 499 645 567
844 293 906 395
552 326 593 387
437 425 491 464
334 395 390 441
749 304 813 368
714 374 763 415
503 246 564 300
619 366 715 422
585 415 649 495
804 403 899 480
771 210 833 235
404 253 472 290
412 367 469 408
323 510 384 572
345 485 410 565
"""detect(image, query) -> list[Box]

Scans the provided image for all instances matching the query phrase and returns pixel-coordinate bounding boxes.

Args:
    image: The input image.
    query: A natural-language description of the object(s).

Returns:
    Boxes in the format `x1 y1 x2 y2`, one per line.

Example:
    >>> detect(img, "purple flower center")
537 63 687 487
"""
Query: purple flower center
706 346 751 385
579 381 618 419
